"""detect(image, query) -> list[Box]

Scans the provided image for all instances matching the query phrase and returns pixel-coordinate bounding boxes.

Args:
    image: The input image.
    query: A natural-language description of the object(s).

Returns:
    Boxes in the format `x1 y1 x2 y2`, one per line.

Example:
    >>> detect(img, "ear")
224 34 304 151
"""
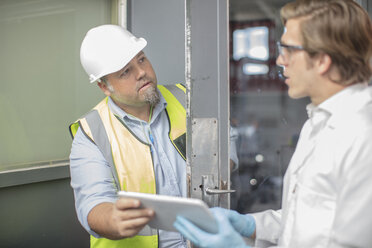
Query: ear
97 81 111 96
316 53 332 75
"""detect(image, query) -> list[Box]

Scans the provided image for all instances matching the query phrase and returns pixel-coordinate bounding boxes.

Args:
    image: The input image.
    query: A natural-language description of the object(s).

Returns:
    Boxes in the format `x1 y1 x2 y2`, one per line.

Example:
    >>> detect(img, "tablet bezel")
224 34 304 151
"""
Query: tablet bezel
118 191 218 233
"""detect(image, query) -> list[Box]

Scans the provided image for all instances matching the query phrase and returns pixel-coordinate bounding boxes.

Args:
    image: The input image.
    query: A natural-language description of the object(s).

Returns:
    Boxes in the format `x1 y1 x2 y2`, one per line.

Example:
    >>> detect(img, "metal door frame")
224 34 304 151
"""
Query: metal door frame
185 0 231 208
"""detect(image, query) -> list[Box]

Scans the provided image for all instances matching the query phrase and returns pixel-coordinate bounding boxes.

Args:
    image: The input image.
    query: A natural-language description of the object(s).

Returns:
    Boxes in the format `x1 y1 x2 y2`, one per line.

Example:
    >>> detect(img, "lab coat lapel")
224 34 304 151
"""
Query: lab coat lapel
288 121 317 176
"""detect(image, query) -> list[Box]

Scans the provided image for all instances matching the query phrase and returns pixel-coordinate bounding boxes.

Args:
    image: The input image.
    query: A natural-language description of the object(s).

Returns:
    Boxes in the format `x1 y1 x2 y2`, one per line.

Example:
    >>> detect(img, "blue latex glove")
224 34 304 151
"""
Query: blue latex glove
173 207 251 248
210 207 255 237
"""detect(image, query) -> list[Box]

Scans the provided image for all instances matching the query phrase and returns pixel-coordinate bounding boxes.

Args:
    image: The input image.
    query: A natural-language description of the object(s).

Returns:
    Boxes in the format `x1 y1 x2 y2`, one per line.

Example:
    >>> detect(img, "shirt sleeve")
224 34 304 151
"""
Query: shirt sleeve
69 127 117 238
251 209 282 246
329 124 372 247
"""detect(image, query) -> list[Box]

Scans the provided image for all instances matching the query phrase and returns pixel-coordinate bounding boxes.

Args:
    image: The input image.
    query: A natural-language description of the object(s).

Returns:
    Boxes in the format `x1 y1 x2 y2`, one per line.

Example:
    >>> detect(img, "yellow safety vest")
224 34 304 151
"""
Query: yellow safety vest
69 84 186 248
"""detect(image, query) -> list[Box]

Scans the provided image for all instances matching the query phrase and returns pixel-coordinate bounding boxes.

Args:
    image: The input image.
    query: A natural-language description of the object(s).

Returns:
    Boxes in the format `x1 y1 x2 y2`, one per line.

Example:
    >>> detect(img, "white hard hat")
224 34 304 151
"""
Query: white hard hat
80 24 147 83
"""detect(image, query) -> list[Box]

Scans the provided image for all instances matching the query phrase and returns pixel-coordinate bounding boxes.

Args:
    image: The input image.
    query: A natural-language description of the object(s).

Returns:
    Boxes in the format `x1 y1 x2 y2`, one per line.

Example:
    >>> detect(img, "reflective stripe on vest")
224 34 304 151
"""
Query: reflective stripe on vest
69 84 186 248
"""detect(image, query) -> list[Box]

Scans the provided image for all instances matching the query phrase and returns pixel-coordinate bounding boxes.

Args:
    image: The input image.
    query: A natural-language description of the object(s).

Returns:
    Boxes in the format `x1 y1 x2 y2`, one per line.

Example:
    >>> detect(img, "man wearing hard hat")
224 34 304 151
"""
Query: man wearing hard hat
69 25 188 248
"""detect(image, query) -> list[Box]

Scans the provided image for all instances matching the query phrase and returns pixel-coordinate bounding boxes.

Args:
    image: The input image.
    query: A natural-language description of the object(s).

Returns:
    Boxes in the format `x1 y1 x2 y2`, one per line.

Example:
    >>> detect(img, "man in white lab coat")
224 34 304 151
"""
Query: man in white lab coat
174 0 372 247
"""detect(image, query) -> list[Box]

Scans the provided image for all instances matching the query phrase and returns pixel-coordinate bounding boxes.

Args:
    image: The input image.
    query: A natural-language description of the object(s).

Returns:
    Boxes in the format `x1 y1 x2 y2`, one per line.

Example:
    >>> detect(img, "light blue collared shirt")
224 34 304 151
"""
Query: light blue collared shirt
70 91 187 248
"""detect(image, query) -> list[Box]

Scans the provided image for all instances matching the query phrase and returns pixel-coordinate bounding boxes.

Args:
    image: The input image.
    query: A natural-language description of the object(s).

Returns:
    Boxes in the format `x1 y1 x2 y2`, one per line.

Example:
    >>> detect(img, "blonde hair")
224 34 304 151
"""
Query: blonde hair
281 0 372 85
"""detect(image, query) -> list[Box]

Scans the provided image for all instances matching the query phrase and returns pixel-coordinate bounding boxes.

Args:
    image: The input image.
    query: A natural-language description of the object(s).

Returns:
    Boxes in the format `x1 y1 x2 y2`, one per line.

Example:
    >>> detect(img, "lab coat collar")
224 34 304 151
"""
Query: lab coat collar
306 83 370 129
291 83 371 175
323 83 370 129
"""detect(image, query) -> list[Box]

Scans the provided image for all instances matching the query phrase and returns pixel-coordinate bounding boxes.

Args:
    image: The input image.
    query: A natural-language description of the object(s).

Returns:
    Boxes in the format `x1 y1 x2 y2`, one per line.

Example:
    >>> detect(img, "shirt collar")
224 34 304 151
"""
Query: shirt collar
107 89 167 124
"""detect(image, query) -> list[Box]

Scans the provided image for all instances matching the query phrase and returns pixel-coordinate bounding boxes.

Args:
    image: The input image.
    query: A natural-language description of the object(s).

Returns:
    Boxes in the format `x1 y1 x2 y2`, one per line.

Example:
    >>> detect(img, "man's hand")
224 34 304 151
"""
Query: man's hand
88 197 155 240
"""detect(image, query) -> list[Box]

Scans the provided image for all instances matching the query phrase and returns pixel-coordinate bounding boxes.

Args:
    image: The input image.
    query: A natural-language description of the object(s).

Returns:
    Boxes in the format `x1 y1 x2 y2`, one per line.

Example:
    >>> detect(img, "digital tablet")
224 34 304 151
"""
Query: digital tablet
118 191 218 234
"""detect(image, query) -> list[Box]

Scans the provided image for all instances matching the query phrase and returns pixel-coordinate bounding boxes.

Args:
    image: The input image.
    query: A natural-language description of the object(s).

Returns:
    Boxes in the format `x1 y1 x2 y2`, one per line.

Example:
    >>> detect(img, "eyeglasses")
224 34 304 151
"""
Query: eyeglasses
277 41 306 61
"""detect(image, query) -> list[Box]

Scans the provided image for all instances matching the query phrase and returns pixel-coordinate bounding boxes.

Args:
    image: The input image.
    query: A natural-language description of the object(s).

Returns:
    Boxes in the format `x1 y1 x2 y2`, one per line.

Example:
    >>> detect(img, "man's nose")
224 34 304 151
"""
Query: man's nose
135 66 146 80
276 54 284 66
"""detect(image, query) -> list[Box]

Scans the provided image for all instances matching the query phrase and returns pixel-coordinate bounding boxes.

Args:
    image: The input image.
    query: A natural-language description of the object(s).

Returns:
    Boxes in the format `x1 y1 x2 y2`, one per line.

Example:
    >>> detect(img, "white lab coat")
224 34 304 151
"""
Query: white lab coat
252 84 372 248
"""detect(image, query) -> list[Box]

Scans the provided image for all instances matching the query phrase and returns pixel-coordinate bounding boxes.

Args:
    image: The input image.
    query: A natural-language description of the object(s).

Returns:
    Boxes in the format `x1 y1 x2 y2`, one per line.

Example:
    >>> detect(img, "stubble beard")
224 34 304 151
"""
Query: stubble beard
143 85 160 106
107 80 160 106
